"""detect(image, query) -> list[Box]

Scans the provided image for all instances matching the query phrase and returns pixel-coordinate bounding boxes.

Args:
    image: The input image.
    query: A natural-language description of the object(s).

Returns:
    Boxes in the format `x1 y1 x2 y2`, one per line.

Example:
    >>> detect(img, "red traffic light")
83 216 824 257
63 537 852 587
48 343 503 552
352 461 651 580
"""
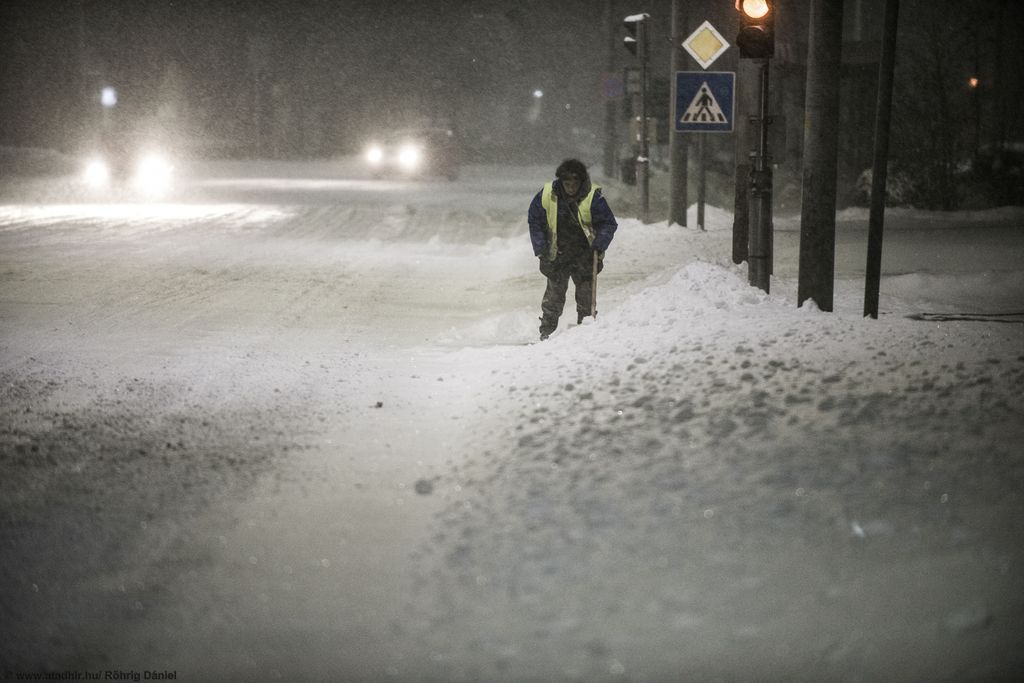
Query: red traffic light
738 0 770 19
736 0 774 59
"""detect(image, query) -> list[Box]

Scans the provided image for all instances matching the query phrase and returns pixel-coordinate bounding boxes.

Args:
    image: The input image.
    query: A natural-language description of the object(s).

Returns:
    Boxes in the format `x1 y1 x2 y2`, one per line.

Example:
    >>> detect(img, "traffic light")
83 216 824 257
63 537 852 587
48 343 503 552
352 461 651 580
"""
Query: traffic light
623 13 649 58
736 0 774 59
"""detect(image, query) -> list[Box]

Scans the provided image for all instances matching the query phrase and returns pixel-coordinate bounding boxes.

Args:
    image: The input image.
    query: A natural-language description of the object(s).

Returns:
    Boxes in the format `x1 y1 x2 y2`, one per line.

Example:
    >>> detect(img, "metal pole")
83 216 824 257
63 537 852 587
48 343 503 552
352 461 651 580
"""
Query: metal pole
864 0 899 319
758 61 770 167
697 133 707 230
591 250 599 319
637 19 650 223
733 59 758 264
747 59 772 293
603 0 619 178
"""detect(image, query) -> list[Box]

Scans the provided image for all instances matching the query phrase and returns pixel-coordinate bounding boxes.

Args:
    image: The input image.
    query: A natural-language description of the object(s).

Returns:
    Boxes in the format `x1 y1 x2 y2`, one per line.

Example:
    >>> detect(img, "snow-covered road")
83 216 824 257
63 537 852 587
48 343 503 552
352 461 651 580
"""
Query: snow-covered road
2 160 1023 680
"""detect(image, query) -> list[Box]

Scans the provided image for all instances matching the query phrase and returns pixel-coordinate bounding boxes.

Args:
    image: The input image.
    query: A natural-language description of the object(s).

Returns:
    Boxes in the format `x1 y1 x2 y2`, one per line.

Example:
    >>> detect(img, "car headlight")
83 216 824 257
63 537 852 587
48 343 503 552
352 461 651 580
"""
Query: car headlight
398 144 421 170
366 145 383 165
133 152 173 195
83 158 111 188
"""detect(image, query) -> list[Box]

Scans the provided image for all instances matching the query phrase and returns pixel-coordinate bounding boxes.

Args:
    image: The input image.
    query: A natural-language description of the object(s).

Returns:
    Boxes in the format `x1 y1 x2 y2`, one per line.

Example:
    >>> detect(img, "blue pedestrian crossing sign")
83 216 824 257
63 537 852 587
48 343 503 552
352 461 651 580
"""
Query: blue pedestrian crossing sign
675 71 735 133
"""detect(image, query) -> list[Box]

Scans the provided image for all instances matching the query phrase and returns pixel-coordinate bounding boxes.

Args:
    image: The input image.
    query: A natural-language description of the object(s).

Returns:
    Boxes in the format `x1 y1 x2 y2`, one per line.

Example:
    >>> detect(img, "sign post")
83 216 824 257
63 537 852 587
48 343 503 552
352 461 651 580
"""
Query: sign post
676 71 734 230
677 20 733 231
675 72 735 133
683 20 730 69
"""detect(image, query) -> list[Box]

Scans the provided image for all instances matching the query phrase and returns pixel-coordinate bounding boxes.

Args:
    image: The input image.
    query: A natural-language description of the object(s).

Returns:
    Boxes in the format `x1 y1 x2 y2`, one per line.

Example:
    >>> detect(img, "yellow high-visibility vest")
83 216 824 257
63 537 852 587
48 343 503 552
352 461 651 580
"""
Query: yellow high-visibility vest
539 181 599 261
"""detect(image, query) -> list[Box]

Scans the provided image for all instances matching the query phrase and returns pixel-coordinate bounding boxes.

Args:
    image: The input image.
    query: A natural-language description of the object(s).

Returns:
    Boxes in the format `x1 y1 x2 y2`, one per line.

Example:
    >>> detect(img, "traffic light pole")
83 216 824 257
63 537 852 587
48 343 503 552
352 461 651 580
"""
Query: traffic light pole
603 0 619 179
637 20 650 224
624 14 651 224
748 59 772 293
735 0 775 291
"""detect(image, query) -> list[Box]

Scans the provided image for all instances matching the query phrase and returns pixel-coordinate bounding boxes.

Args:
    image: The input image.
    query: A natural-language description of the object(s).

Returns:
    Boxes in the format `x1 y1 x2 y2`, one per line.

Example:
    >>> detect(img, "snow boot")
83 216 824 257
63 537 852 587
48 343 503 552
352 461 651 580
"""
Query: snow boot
539 316 556 341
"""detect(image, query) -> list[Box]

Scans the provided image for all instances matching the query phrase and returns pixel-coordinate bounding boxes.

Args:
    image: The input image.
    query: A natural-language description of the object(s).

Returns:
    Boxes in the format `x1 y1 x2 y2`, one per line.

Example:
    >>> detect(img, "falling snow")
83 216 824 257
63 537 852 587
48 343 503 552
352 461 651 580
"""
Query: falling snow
2 153 1023 679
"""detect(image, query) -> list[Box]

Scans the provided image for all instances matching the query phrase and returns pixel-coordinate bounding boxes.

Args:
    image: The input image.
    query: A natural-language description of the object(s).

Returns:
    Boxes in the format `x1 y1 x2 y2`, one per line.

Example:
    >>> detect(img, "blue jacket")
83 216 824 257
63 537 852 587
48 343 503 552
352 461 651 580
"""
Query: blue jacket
528 179 618 258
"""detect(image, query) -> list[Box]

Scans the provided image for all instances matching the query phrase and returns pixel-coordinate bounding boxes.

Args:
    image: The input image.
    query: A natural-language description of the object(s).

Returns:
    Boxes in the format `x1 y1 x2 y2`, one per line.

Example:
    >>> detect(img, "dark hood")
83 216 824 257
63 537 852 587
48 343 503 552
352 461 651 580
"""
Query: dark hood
554 158 592 200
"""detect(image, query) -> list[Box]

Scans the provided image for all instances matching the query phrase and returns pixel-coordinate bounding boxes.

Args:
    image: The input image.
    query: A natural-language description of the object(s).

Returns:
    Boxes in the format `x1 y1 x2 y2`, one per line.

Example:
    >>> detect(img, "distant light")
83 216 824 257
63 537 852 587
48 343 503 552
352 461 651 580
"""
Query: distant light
83 158 110 187
101 86 117 108
968 76 979 89
133 152 174 196
398 144 421 171
565 103 572 110
533 89 544 99
739 0 770 19
366 144 383 165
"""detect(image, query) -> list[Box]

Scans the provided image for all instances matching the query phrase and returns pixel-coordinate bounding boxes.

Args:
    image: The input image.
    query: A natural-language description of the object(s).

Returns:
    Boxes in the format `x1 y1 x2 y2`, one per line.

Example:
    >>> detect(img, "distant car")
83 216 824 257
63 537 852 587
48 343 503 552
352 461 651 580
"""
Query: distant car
80 133 175 197
81 149 174 197
364 128 461 180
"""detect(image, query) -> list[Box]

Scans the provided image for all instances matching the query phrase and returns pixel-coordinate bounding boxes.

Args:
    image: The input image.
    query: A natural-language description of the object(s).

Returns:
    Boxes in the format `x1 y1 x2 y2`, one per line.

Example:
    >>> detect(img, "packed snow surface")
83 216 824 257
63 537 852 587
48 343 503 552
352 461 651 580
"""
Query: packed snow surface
1 157 1023 680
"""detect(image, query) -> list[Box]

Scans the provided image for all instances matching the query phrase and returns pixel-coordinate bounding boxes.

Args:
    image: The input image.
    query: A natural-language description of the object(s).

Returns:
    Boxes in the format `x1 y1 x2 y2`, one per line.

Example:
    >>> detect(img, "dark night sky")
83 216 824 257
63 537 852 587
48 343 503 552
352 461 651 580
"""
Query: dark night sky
0 0 630 160
3 0 1022 171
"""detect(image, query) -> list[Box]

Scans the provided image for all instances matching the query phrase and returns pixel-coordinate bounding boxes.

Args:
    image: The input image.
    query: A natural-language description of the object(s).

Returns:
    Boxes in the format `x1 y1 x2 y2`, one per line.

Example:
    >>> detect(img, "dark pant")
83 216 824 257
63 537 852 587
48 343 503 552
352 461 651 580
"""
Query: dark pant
538 250 602 336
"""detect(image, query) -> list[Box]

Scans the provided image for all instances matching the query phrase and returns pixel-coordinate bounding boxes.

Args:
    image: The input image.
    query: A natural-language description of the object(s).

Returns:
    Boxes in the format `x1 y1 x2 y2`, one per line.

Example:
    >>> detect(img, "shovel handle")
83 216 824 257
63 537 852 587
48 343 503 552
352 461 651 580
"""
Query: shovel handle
591 250 598 319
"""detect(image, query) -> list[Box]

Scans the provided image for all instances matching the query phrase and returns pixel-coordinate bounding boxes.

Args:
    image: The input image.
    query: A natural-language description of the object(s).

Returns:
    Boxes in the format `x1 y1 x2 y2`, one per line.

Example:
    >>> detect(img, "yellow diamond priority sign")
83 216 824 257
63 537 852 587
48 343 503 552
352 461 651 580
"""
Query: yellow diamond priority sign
683 20 730 70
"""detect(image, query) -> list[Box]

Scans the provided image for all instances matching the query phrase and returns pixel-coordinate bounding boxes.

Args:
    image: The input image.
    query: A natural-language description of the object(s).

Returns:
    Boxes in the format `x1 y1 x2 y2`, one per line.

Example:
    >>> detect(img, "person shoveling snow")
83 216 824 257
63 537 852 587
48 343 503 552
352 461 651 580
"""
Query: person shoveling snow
527 158 618 340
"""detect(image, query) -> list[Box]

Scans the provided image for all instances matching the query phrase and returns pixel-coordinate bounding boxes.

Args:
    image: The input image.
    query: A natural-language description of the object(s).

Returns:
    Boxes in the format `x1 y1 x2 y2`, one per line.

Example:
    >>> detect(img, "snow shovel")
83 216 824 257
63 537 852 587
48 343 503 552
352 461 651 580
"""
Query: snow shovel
591 249 598 320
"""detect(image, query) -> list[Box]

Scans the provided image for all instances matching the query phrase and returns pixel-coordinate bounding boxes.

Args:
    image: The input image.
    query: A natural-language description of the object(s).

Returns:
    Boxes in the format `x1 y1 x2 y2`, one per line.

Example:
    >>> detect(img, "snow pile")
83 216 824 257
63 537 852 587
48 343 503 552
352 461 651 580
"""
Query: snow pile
410 249 1024 680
